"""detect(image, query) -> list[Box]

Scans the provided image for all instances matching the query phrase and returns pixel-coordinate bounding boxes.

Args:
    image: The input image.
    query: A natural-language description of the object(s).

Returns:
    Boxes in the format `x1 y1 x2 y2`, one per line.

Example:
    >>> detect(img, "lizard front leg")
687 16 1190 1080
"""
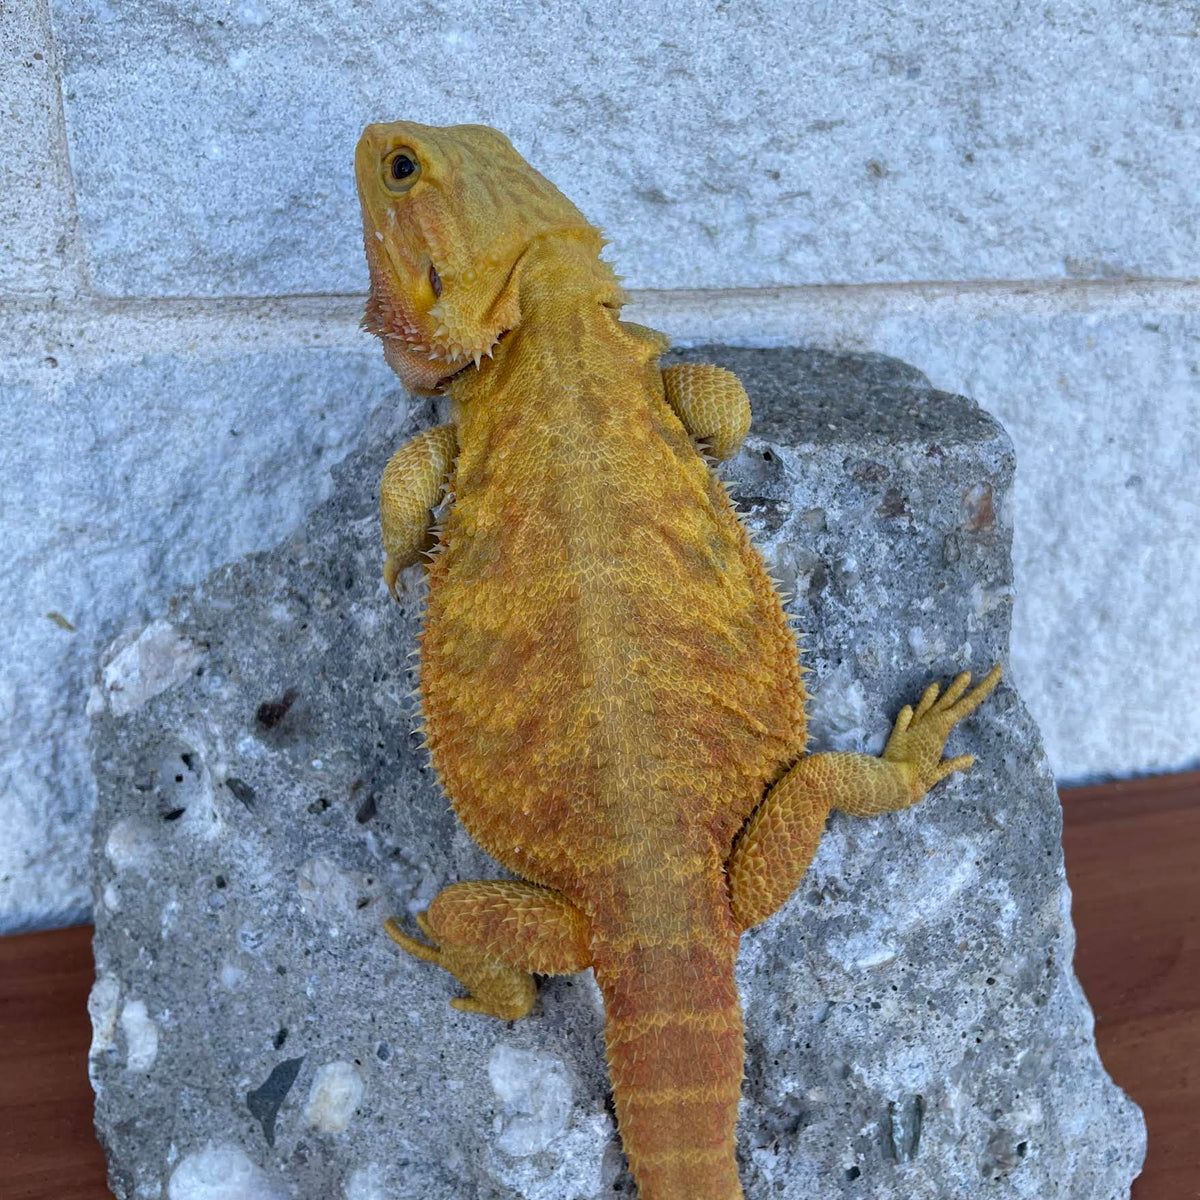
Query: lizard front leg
727 665 1002 931
385 880 591 1021
379 422 457 598
661 362 752 461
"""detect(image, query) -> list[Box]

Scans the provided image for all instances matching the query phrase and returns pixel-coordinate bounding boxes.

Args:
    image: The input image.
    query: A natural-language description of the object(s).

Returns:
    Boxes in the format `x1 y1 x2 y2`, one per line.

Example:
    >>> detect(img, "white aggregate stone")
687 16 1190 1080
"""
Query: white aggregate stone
487 1045 574 1157
343 1164 391 1200
219 960 246 990
305 1062 365 1134
104 818 159 874
88 973 122 1056
51 0 1200 296
101 621 206 717
296 857 381 929
120 998 160 1072
167 1143 286 1200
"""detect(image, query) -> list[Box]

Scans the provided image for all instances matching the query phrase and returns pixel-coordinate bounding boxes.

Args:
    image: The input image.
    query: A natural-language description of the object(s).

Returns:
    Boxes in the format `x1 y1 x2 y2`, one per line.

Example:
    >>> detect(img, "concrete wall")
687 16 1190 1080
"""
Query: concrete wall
3 0 1198 932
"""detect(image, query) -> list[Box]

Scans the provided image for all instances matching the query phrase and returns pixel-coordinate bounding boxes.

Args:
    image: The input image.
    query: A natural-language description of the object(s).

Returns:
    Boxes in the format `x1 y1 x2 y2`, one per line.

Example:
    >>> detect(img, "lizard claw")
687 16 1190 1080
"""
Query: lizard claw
383 555 408 601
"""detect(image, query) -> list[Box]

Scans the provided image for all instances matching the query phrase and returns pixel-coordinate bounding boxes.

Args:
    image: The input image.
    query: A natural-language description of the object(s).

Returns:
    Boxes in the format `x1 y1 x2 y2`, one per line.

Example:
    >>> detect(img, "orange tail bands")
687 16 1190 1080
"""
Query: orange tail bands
592 921 746 1200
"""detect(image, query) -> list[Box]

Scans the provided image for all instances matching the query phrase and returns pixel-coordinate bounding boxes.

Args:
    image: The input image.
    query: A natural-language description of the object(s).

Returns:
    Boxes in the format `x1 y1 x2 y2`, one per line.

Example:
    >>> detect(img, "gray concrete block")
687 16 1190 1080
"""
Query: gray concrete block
52 0 1200 297
0 327 400 931
1 0 79 294
88 348 1144 1198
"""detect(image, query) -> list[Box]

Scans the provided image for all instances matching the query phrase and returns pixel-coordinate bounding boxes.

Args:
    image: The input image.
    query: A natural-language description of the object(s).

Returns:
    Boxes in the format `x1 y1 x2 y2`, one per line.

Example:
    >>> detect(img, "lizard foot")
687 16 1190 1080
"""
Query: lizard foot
881 663 1003 803
385 914 536 1021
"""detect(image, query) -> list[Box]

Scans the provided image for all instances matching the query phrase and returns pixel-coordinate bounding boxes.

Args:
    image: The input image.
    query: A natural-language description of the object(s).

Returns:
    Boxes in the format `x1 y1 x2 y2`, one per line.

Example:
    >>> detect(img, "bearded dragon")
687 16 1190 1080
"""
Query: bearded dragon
355 120 1001 1200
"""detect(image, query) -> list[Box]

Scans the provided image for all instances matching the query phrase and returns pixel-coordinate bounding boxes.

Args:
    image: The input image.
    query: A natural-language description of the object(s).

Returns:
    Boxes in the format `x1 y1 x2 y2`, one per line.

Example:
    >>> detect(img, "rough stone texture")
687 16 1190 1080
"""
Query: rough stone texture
52 0 1199 297
0 326 395 930
1 0 79 294
89 349 1144 1199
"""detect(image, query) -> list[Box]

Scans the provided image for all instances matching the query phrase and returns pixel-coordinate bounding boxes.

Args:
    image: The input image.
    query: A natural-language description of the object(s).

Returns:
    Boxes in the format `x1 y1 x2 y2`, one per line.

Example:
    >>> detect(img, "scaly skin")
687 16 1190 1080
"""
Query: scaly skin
356 121 1002 1200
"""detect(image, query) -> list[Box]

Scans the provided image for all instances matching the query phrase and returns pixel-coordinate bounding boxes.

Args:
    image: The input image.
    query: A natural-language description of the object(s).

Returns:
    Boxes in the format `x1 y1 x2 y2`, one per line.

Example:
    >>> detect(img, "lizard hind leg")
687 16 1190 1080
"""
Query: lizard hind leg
385 880 591 1021
727 665 1003 931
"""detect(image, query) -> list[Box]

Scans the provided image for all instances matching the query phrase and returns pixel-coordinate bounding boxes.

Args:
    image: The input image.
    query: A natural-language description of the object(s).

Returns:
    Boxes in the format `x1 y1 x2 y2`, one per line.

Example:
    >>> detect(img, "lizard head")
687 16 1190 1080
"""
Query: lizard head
356 120 601 394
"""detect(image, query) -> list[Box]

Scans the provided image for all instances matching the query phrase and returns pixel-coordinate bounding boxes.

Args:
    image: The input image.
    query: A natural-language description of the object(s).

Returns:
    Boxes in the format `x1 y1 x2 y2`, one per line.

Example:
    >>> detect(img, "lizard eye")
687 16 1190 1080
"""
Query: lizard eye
383 149 421 193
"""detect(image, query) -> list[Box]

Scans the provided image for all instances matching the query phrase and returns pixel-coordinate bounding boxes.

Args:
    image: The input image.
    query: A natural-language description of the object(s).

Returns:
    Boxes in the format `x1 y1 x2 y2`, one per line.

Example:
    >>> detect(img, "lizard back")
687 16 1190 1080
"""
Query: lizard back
417 245 807 904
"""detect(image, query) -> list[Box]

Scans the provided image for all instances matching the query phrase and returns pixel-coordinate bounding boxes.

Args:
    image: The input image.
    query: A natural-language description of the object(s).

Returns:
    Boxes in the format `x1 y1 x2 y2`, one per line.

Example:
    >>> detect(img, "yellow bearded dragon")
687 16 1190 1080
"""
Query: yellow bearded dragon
355 120 1001 1200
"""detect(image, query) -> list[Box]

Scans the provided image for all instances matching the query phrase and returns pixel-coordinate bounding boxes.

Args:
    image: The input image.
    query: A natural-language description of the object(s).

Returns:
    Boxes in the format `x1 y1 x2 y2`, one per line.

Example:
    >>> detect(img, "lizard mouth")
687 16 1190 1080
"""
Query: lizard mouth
360 214 526 391
361 251 444 355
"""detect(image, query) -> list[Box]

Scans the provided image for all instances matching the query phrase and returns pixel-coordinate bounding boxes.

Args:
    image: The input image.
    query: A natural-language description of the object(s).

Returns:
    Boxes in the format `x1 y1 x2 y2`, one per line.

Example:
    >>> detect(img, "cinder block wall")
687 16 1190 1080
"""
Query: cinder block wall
3 0 1198 932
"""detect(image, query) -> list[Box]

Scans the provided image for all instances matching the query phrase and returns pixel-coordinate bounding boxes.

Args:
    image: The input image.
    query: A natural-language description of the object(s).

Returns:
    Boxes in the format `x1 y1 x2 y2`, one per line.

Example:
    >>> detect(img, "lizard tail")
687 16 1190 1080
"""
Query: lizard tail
591 896 745 1200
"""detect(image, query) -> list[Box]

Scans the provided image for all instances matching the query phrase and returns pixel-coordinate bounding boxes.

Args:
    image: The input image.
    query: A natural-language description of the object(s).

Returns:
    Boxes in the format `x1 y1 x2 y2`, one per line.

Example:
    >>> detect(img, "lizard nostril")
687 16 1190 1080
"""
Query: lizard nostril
429 264 443 298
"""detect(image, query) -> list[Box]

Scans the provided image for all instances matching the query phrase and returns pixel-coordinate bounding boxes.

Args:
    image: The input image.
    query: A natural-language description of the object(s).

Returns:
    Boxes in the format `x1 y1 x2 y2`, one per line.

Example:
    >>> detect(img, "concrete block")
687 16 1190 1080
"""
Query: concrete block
1 0 79 293
87 347 1144 1198
52 0 1200 297
0 322 400 930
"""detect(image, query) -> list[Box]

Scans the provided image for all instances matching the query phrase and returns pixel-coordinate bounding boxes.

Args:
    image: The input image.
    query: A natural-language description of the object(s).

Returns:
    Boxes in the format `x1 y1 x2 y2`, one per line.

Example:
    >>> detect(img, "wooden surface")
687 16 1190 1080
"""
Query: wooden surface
0 773 1196 1198
0 923 109 1199
1061 770 1200 1200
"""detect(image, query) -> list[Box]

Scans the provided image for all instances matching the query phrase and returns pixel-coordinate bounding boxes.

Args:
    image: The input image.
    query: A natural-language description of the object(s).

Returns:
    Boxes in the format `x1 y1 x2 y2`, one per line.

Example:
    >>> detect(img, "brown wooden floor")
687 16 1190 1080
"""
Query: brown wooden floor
0 923 109 1199
1 772 1196 1198
1061 770 1200 1199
